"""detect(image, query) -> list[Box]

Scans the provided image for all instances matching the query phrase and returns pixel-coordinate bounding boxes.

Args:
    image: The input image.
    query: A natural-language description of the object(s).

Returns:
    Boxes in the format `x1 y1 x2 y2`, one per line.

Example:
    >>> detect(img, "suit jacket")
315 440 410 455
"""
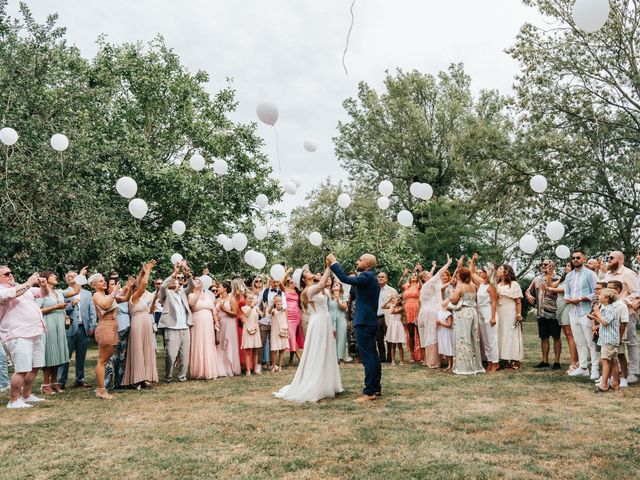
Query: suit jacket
64 288 96 337
330 263 380 328
157 276 194 328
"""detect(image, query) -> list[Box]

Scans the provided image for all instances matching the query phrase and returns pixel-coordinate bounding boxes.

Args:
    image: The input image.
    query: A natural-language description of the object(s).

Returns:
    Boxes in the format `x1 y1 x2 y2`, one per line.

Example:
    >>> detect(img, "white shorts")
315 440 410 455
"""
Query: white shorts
8 335 45 373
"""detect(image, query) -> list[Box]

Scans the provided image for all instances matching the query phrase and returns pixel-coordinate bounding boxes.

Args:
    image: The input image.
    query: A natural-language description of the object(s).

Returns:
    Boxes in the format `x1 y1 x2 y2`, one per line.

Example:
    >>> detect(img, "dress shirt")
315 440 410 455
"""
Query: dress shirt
604 265 639 312
377 285 398 316
564 268 597 317
0 285 46 342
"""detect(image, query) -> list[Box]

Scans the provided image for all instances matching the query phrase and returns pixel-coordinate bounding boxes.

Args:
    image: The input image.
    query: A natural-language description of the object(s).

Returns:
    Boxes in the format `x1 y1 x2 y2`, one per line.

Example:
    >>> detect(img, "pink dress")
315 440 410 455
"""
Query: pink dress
241 307 262 349
189 292 222 380
270 309 290 351
286 291 305 350
216 298 241 376
384 313 406 344
123 293 158 385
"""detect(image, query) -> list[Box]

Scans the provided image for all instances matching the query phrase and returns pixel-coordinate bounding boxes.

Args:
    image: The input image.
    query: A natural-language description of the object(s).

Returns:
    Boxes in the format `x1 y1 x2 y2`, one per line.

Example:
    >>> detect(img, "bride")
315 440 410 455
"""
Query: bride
273 265 344 402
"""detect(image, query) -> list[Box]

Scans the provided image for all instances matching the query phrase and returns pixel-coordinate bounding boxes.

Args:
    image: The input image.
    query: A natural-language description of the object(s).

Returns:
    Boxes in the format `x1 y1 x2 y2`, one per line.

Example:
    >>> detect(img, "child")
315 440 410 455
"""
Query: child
436 299 455 371
240 293 262 376
268 295 289 372
592 288 620 393
384 295 407 366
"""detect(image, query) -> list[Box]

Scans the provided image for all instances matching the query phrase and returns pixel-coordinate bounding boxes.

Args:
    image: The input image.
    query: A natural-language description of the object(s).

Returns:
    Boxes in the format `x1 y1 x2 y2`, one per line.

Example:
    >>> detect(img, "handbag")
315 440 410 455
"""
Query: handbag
247 326 258 335
64 315 72 329
279 328 289 338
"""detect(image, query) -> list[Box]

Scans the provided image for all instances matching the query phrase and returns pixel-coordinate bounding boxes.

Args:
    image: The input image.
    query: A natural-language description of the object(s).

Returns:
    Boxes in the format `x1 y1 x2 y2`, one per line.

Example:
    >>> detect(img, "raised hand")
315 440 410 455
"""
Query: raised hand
445 254 452 265
145 259 157 272
79 266 89 276
27 272 41 287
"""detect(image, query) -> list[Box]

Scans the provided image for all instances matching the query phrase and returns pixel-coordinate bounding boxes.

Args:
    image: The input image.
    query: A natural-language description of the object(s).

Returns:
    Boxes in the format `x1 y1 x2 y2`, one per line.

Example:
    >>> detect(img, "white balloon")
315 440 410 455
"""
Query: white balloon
572 0 610 33
222 238 234 251
75 274 88 286
244 250 257 266
397 210 413 227
213 159 228 175
256 101 279 126
116 176 138 199
172 220 186 236
519 234 538 254
555 245 571 260
128 198 148 219
378 180 394 197
270 264 286 281
253 252 267 269
216 234 229 245
256 194 269 209
232 233 248 251
283 180 297 195
290 176 302 188
410 182 422 199
50 133 69 152
377 196 390 210
337 193 351 209
0 127 18 146
530 175 548 194
199 275 213 290
170 253 183 265
545 221 565 242
303 138 318 152
309 231 323 247
254 225 268 241
418 183 433 200
189 154 205 171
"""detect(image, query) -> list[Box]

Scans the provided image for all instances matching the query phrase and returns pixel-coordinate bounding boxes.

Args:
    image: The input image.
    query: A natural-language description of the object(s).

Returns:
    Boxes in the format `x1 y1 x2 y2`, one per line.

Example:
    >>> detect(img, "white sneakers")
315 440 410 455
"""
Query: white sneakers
590 368 600 380
255 364 262 375
620 378 629 388
6 398 32 409
627 374 638 383
22 394 44 403
569 367 590 377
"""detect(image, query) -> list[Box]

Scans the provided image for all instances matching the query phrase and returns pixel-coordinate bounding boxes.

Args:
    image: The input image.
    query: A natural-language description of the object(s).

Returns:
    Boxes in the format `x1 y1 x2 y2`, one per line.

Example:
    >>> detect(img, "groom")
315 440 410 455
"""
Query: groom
327 253 381 402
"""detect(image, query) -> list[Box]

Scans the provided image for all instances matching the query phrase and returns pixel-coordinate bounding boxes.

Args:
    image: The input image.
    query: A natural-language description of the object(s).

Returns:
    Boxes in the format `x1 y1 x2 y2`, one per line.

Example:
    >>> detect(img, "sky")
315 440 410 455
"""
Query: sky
10 0 545 218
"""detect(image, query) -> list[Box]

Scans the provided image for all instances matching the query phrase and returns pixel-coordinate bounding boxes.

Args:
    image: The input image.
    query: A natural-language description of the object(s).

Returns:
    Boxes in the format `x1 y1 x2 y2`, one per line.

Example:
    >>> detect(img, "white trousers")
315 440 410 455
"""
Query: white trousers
478 306 499 363
627 313 638 375
570 314 599 369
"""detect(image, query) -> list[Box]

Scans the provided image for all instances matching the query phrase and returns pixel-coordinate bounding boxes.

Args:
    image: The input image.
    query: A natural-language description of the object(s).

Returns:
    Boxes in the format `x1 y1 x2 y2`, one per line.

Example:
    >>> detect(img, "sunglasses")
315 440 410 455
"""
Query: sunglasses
542 263 550 267
607 256 615 260
571 256 582 260
1 271 12 276
176 277 185 280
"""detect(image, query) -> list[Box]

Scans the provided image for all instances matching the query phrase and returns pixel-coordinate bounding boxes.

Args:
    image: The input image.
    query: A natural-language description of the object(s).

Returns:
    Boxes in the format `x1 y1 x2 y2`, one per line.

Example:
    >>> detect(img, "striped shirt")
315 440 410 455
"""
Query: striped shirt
564 268 597 317
597 304 620 347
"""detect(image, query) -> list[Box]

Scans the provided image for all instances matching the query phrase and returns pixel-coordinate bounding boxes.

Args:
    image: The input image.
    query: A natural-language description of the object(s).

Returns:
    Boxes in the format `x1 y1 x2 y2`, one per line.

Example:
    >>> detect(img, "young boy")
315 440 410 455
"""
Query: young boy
607 280 630 387
592 288 620 393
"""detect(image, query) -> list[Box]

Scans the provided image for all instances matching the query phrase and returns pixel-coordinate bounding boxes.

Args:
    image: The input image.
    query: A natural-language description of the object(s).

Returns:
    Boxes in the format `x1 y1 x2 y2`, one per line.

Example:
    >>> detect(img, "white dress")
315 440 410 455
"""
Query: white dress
274 268 344 403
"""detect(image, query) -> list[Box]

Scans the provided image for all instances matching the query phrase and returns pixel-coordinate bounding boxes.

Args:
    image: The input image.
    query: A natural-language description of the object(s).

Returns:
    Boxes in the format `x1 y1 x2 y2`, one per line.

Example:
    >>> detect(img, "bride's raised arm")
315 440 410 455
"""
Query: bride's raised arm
307 267 331 298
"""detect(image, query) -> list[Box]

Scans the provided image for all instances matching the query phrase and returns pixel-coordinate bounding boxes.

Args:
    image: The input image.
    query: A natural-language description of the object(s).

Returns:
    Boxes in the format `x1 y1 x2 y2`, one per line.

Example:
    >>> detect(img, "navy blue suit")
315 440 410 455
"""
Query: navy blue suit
330 262 382 395
58 288 96 386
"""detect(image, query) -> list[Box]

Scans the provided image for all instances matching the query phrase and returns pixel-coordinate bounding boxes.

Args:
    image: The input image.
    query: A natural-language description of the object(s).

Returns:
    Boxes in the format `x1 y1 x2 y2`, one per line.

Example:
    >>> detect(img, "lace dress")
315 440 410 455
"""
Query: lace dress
452 293 485 375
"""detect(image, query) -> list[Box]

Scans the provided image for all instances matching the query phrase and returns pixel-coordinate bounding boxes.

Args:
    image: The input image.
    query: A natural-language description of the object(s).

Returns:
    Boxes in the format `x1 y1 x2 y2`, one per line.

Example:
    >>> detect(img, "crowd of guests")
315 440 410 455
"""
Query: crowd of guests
0 248 638 408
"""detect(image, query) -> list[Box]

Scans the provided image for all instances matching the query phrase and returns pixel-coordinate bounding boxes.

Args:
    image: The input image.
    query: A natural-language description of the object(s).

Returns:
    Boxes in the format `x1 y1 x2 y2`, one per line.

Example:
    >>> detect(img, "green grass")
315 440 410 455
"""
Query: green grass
1 323 639 479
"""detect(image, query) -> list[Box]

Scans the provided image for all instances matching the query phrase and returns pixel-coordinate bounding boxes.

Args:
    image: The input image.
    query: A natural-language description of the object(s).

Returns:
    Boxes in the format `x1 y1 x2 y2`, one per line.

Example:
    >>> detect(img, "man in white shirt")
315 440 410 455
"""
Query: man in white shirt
377 272 397 363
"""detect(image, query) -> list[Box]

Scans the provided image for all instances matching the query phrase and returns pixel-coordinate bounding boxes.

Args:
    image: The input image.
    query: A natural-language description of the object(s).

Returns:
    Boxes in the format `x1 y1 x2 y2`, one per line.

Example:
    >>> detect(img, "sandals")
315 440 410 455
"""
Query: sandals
95 388 114 400
40 384 55 395
51 383 64 394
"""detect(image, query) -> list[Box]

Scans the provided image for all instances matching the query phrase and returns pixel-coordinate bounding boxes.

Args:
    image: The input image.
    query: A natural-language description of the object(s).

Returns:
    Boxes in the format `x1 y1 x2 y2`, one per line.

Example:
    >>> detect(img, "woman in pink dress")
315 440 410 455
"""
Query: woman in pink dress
281 269 304 367
188 278 222 380
215 281 241 376
400 269 423 362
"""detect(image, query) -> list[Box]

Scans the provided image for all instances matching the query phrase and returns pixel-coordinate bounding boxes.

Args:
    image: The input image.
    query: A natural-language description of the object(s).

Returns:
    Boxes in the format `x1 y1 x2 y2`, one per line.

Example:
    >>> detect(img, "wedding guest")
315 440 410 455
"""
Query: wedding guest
269 295 290 372
470 255 499 371
122 260 158 388
546 262 579 373
496 264 524 370
328 282 348 362
282 270 304 367
400 269 422 363
603 251 639 383
157 261 194 383
188 274 222 380
89 273 133 399
607 280 630 387
383 295 406 366
231 278 248 371
257 278 286 372
377 272 398 363
58 268 95 389
241 292 262 376
418 256 453 368
105 277 132 390
449 266 484 375
150 278 164 349
564 250 598 379
436 300 455 371
36 271 79 394
0 268 48 408
215 281 241 377
526 260 562 369
592 289 620 392
0 344 8 393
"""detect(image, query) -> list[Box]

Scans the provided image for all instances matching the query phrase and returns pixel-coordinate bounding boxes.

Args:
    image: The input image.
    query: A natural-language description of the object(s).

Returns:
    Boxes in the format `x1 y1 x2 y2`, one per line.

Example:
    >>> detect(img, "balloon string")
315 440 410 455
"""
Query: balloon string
342 0 356 75
274 126 281 175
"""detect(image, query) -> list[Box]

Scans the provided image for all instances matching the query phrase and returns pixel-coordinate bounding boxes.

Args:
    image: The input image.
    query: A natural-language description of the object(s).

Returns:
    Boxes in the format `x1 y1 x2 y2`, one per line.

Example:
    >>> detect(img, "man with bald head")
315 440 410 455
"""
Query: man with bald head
327 252 381 402
604 251 639 382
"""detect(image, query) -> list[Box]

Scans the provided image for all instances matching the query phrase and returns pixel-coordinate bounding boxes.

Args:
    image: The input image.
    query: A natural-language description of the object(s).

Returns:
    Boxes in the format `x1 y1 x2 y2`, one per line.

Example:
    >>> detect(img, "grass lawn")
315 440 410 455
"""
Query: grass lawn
1 323 639 479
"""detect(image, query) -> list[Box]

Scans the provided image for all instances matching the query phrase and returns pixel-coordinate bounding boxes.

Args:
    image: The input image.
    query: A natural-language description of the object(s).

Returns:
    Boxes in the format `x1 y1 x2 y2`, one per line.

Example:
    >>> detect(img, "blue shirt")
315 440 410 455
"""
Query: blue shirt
597 304 620 346
564 268 597 317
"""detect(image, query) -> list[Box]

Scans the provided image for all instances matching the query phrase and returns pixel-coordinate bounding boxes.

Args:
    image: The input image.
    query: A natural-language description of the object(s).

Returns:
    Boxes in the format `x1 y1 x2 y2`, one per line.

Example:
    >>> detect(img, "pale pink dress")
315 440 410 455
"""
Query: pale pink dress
216 298 241 376
241 307 262 349
189 291 222 380
384 313 406 344
417 275 442 368
123 292 158 385
270 309 290 351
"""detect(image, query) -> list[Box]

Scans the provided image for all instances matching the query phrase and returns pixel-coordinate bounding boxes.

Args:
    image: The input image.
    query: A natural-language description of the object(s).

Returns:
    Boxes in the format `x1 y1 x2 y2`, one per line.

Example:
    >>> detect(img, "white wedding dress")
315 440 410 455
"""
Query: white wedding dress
274 268 344 403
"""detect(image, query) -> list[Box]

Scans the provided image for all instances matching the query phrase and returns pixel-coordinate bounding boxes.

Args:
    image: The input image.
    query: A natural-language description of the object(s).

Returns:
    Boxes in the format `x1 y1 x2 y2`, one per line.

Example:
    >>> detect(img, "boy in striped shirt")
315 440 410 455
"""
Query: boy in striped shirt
591 288 620 393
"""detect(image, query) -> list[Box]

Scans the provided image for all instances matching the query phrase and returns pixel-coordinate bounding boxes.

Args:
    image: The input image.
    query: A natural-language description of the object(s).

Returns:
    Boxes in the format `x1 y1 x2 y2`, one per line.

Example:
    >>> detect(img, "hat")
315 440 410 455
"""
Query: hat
292 264 309 291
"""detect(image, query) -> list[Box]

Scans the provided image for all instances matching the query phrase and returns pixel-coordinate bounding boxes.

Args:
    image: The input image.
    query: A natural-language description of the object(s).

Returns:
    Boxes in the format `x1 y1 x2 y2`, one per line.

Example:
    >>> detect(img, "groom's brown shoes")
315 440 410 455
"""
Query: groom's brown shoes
355 394 377 403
